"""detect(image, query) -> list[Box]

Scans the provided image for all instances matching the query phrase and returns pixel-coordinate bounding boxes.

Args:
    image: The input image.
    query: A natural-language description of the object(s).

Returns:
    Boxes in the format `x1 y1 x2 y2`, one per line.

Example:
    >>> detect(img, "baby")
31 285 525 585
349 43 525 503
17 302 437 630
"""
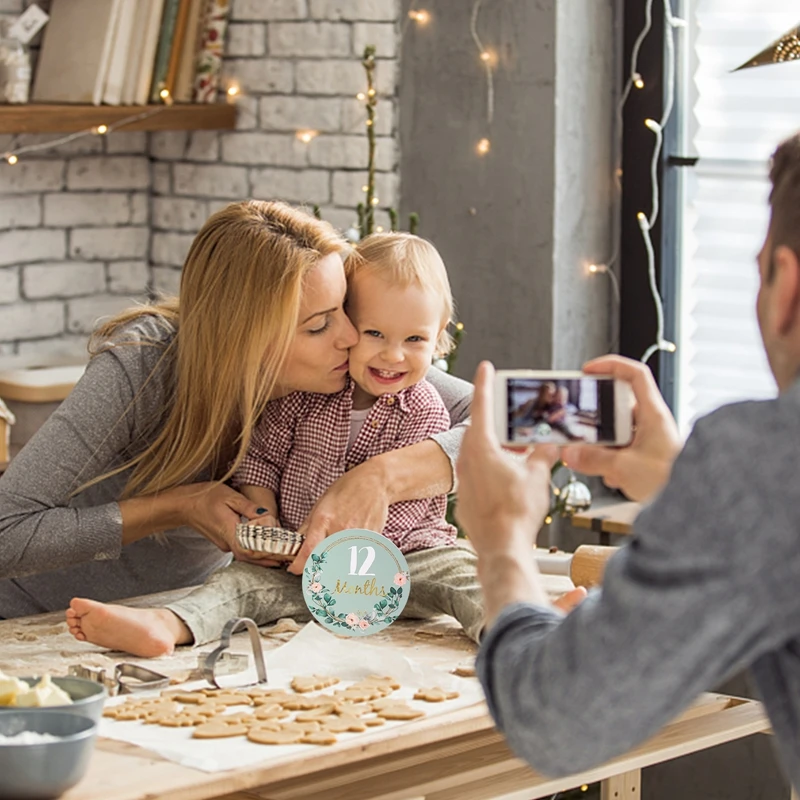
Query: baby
66 233 485 655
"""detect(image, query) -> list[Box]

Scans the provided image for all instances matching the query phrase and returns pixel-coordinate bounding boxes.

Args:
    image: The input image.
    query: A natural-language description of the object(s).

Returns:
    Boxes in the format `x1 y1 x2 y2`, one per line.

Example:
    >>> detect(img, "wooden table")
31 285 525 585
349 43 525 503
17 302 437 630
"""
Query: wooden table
0 591 771 800
572 500 641 543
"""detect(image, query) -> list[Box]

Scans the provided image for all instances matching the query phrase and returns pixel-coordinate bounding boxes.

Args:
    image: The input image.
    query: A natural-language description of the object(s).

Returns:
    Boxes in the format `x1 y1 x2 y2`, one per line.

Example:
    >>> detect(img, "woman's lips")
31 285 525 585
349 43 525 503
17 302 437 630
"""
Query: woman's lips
368 367 405 384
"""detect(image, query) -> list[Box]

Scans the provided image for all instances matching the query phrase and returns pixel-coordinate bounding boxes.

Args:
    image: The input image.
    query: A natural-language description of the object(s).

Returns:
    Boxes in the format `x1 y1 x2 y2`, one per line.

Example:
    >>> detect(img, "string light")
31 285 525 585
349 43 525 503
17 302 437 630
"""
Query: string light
371 197 379 205
296 129 318 144
92 124 108 135
356 92 366 101
226 84 240 98
476 137 491 155
470 0 494 150
408 9 430 25
5 154 17 165
361 184 369 192
376 225 384 232
587 0 682 364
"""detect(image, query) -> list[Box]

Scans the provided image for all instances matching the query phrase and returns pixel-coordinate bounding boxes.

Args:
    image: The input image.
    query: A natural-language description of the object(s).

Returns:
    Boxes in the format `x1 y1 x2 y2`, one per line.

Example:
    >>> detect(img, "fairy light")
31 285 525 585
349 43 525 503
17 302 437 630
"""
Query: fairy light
476 137 491 155
471 0 494 153
361 184 369 192
633 72 645 89
365 118 373 127
544 516 553 526
5 153 17 165
226 84 240 98
356 92 366 101
371 197 379 205
376 225 384 232
408 9 430 25
296 129 318 144
93 124 108 135
367 88 376 97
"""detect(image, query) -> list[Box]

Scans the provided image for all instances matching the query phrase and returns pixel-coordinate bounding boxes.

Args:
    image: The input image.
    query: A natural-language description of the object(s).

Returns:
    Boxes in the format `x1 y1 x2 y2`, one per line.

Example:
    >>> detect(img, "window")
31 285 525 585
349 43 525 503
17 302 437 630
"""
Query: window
675 1 800 430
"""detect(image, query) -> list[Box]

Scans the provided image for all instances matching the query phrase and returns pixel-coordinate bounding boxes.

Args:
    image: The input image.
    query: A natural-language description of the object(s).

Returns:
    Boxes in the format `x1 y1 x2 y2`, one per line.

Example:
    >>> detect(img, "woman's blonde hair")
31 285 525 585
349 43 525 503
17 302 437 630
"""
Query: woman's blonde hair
90 200 347 497
347 232 455 357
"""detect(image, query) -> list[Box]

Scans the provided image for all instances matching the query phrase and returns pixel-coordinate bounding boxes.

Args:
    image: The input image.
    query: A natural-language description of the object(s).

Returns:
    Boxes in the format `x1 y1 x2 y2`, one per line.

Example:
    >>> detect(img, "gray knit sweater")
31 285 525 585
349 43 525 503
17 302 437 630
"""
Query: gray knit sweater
478 383 800 791
0 316 472 618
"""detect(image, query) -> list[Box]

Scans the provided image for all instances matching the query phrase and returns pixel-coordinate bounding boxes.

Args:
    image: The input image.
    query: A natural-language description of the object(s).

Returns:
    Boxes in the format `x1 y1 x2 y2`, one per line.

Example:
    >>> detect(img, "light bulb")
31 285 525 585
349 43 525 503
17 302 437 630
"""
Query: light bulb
637 212 649 230
227 85 240 97
544 516 553 525
633 72 644 89
356 92 366 101
361 185 369 192
371 197 379 205
376 225 384 232
409 9 430 24
296 129 318 144
6 154 18 165
644 118 661 133
93 124 108 135
476 137 491 155
365 119 373 127
455 322 464 331
480 51 491 62
367 88 376 97
663 340 677 353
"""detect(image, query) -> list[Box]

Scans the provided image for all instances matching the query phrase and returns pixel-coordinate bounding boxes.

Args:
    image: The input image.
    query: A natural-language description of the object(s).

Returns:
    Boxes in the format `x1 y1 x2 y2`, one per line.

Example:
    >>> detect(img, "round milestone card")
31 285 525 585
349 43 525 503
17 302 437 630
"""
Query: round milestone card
302 529 410 637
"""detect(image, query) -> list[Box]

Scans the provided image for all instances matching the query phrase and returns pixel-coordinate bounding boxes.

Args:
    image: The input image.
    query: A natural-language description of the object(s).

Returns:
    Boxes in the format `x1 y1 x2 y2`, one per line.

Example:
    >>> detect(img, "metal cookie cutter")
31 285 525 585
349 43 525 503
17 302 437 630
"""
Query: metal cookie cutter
68 663 171 696
202 617 268 689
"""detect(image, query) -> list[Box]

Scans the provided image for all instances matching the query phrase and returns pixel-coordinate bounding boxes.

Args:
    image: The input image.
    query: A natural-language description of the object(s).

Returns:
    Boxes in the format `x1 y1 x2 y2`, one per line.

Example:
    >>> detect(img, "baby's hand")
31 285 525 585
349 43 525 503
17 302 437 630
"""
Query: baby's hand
236 509 282 567
250 509 279 528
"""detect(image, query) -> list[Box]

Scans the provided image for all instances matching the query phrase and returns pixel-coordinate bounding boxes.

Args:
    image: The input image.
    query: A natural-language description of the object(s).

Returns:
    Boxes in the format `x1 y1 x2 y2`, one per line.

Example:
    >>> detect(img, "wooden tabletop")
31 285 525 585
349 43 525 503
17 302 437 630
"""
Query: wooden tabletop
572 500 641 538
0 587 771 800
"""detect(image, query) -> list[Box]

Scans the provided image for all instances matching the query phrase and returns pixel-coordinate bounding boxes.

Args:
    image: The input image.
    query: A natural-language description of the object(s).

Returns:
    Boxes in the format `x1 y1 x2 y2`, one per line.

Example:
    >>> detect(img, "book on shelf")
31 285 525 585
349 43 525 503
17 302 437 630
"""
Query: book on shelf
174 0 208 103
31 0 123 105
29 0 228 107
193 0 232 103
103 0 138 105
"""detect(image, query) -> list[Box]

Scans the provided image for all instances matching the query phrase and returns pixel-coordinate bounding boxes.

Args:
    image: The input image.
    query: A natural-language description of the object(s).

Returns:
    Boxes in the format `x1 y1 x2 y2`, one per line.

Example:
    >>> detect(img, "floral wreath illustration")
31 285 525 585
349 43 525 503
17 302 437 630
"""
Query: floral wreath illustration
304 551 409 631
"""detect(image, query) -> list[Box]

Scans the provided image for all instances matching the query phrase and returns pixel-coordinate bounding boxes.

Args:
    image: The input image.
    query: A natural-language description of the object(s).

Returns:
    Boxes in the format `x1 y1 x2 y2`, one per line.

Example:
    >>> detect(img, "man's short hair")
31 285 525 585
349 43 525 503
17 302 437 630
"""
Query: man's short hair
768 133 800 272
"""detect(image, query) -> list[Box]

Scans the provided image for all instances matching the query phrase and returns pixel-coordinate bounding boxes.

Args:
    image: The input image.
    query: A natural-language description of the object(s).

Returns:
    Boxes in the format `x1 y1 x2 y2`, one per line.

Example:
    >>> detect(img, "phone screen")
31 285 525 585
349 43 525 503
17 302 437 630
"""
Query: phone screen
506 376 620 445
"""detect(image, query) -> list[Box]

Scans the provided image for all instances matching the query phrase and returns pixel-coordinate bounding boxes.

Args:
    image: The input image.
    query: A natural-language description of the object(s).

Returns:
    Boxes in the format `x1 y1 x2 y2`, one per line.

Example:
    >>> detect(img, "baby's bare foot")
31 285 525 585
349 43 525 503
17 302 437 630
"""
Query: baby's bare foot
66 598 191 657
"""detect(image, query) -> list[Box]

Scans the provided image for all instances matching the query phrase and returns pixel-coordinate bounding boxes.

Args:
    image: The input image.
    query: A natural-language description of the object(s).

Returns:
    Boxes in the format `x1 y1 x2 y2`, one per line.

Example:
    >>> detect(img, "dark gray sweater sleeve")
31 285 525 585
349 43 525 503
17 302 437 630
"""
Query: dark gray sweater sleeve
0 347 146 578
424 367 473 467
477 397 800 776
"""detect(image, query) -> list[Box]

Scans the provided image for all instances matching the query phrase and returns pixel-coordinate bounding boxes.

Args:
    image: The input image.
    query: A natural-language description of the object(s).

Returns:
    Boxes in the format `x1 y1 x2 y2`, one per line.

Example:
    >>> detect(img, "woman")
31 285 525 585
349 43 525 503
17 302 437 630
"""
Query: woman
0 201 471 619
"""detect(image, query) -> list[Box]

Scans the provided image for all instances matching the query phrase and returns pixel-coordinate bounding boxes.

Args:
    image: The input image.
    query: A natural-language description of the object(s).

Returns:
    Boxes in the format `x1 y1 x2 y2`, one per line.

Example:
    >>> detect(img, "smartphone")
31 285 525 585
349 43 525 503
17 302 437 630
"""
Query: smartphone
494 370 635 447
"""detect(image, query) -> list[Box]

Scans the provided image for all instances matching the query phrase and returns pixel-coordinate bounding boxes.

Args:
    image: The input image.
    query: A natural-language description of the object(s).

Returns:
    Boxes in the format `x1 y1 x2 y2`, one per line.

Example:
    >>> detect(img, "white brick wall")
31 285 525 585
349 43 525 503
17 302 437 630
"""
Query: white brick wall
0 1 400 353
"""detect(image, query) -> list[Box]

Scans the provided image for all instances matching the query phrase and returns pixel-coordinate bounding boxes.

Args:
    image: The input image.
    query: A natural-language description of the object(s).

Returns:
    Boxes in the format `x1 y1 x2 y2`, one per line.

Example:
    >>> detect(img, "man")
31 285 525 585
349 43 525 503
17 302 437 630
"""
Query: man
455 132 800 790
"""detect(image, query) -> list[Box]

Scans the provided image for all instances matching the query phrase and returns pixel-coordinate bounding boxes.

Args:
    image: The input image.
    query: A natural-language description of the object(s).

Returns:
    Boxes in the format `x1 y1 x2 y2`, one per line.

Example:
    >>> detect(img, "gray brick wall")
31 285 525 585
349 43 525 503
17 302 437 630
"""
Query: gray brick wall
0 0 400 358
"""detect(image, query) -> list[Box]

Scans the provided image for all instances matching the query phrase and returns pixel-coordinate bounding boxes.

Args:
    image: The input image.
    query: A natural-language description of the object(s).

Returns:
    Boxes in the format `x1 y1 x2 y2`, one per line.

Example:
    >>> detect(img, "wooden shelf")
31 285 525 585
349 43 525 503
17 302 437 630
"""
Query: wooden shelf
0 103 236 134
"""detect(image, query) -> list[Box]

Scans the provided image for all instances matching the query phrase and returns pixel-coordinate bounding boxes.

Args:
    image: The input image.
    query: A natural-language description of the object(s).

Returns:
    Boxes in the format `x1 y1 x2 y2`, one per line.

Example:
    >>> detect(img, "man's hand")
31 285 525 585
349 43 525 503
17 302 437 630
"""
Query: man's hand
286 465 391 576
456 361 557 558
561 356 682 503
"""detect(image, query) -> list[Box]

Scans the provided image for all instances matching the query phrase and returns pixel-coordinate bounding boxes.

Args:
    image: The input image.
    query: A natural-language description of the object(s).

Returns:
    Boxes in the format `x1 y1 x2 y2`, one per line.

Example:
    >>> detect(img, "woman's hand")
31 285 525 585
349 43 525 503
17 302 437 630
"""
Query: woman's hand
286 465 391 576
171 482 280 566
561 356 683 503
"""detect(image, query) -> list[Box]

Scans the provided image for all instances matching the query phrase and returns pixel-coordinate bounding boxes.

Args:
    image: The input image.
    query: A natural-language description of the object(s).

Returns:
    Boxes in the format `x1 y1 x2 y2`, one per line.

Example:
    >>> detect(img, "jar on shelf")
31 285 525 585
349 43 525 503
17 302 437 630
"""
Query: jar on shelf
0 21 31 104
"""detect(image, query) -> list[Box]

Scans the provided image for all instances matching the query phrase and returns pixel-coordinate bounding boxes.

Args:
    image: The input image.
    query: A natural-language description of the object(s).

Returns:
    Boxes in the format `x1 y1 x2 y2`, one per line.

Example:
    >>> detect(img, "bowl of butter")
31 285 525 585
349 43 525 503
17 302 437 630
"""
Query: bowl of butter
0 671 106 723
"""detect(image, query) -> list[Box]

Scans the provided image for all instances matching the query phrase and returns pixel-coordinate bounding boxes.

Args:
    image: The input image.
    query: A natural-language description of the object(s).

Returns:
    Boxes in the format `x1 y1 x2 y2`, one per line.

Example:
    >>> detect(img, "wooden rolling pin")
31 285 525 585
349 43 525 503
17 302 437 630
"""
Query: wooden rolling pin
534 544 616 589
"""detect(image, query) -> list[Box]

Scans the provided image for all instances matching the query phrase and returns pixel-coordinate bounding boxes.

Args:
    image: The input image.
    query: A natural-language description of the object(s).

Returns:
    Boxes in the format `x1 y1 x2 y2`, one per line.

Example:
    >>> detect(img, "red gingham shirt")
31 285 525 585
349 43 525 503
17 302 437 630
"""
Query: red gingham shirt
234 379 457 553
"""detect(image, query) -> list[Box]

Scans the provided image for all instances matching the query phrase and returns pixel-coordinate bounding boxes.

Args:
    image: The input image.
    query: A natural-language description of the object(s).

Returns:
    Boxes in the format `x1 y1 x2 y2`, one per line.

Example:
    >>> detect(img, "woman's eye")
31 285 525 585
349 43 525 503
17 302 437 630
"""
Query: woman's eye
309 319 330 335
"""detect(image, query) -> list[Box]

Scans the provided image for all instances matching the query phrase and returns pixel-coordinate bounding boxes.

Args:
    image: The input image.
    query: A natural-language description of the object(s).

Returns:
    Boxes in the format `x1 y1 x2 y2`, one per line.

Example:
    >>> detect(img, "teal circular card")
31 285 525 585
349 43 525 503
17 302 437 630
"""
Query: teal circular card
302 529 410 636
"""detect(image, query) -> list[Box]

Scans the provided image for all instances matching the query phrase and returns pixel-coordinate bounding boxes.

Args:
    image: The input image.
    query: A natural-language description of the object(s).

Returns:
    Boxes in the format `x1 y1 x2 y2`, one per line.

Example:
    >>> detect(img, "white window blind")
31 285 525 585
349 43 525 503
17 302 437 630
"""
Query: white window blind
676 0 800 430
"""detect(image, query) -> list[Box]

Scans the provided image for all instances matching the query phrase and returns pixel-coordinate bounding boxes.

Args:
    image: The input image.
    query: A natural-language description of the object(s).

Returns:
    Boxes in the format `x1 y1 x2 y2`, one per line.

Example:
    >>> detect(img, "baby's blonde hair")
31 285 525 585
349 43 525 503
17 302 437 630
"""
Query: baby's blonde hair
348 232 455 357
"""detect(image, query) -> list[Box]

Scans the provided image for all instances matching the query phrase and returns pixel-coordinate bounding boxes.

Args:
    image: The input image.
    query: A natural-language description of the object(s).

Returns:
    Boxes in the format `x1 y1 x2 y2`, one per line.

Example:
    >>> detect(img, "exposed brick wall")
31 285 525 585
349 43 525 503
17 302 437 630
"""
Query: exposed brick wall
0 0 400 358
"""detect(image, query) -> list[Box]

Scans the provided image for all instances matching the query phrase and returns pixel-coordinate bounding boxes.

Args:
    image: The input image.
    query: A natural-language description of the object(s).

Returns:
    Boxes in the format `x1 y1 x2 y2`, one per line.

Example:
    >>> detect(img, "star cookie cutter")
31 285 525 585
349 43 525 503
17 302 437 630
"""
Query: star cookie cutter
202 616 268 689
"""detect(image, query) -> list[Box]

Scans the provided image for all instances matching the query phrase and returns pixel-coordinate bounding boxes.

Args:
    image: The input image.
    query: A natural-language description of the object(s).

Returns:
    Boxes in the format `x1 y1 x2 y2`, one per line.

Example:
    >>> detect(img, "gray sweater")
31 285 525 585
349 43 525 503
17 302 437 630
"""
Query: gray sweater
477 382 800 791
0 316 472 618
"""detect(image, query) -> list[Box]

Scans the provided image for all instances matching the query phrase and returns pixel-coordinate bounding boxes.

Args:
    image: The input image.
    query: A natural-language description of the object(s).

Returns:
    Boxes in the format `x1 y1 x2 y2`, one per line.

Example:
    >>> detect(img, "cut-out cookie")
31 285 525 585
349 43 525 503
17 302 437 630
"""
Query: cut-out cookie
248 727 305 745
413 687 460 703
320 714 367 733
253 703 290 720
291 674 340 693
301 730 338 746
451 663 477 678
158 712 209 727
376 704 426 721
193 721 249 739
282 695 336 711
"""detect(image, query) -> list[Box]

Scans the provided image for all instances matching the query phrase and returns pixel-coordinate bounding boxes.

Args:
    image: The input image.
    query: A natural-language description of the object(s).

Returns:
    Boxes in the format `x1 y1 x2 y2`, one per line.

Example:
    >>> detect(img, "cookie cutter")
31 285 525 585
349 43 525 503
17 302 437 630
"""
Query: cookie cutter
202 617 268 689
68 663 171 696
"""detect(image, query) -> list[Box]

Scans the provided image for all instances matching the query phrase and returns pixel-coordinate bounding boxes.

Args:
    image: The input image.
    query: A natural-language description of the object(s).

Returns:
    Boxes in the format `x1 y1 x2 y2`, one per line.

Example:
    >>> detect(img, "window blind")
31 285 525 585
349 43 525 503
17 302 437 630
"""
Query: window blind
676 0 800 429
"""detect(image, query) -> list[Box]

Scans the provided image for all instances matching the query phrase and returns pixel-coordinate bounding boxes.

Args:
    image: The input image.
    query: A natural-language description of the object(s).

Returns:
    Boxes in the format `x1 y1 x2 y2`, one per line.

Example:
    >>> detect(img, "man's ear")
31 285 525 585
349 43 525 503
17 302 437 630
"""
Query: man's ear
771 245 800 336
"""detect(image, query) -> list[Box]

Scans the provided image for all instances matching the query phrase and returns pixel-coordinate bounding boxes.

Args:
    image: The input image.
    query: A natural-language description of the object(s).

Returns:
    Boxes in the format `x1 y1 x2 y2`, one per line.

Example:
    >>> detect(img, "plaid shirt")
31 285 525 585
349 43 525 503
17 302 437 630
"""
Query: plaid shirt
234 379 457 553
